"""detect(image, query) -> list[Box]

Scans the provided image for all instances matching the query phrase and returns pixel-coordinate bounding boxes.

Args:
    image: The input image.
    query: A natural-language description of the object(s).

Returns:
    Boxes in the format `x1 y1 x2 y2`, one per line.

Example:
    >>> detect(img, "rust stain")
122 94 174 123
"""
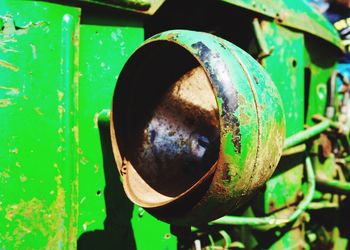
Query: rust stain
80 157 88 165
4 174 66 249
58 105 65 119
77 147 83 155
57 146 63 153
68 179 79 248
34 107 43 115
73 23 80 117
19 175 27 182
74 72 80 112
0 170 10 179
71 125 79 144
0 98 12 107
57 90 64 102
94 164 99 173
239 111 251 125
0 59 19 72
93 112 99 128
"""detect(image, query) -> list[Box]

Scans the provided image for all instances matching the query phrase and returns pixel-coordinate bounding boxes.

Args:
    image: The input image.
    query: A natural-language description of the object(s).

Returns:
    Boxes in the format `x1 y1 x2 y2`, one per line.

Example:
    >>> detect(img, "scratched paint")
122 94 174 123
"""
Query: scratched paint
0 59 19 71
0 2 81 249
110 29 285 225
3 174 66 249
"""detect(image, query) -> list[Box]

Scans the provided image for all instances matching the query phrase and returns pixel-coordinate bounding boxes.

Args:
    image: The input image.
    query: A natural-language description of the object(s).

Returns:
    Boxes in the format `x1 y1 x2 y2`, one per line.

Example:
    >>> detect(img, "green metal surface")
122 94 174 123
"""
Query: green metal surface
111 29 285 225
221 0 343 51
77 18 143 236
1 0 350 249
304 37 339 126
210 156 315 227
255 20 305 214
1 1 176 249
0 1 80 249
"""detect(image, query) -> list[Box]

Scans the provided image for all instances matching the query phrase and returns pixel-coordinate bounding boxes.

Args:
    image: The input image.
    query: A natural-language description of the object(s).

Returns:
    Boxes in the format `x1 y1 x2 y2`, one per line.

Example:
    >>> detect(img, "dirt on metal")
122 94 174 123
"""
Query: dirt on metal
128 65 220 202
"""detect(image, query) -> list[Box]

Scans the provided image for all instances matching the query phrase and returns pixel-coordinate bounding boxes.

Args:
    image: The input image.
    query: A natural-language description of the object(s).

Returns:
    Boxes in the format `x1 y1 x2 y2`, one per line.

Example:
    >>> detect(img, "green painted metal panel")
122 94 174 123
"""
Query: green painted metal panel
304 38 338 125
258 21 305 209
255 21 305 249
77 21 176 250
221 0 342 51
0 1 177 249
0 1 80 249
77 21 145 236
260 21 304 137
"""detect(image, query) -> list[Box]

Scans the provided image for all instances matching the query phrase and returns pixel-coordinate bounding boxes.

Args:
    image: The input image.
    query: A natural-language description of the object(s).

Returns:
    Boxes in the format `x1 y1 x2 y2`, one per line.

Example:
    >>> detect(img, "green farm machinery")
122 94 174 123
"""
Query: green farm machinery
1 0 350 249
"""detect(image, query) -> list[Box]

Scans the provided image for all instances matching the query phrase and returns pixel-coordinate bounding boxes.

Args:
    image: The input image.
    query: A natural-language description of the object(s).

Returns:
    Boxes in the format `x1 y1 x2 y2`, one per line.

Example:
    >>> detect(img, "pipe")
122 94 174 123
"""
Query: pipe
209 157 315 228
316 178 350 195
283 121 331 149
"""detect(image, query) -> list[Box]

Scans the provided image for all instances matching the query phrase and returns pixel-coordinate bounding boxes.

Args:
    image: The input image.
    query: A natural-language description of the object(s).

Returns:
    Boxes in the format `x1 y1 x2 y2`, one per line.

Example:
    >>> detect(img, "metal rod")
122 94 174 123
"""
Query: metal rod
316 178 350 195
209 157 315 227
283 120 331 150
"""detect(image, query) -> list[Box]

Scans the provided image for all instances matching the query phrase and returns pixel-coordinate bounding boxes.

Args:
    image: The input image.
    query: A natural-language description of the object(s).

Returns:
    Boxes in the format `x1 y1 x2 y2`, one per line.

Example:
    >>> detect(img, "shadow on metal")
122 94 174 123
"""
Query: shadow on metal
77 119 136 250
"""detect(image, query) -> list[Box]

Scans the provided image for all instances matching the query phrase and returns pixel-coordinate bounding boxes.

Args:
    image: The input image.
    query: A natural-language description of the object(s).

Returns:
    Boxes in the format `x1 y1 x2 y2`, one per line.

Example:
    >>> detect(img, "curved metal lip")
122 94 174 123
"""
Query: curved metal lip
110 36 226 209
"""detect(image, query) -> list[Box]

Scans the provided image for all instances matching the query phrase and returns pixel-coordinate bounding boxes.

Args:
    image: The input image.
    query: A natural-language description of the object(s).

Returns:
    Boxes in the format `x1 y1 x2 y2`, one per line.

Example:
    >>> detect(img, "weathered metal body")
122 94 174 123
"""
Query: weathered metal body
111 30 285 225
1 0 350 249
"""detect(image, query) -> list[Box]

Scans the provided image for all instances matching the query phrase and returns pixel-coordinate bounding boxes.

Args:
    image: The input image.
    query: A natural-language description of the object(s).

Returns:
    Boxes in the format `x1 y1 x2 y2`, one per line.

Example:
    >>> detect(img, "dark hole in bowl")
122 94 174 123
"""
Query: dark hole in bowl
113 41 220 202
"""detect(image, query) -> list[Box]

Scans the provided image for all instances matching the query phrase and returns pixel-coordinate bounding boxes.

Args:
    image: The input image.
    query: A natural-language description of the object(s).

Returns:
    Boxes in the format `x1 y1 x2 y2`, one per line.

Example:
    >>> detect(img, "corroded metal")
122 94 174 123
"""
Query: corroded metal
221 0 343 51
110 29 286 225
210 156 315 228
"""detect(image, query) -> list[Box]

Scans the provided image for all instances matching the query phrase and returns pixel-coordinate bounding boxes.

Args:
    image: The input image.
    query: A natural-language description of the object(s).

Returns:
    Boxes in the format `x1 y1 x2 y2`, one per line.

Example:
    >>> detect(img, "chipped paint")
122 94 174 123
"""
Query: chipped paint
57 105 65 119
93 112 99 128
82 220 96 232
57 90 64 102
0 37 18 53
34 107 43 115
94 164 99 173
0 170 10 179
9 148 18 154
0 86 20 95
0 98 13 107
19 175 27 182
111 30 285 225
30 44 37 60
68 179 79 249
80 157 88 165
71 125 79 144
57 128 64 134
0 59 19 72
3 174 66 249
0 14 48 37
57 146 63 153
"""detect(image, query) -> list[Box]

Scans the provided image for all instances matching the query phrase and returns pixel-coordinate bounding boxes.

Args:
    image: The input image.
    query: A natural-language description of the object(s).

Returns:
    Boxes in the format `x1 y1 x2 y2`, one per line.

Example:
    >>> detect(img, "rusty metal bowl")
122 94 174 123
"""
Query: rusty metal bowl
110 30 285 225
